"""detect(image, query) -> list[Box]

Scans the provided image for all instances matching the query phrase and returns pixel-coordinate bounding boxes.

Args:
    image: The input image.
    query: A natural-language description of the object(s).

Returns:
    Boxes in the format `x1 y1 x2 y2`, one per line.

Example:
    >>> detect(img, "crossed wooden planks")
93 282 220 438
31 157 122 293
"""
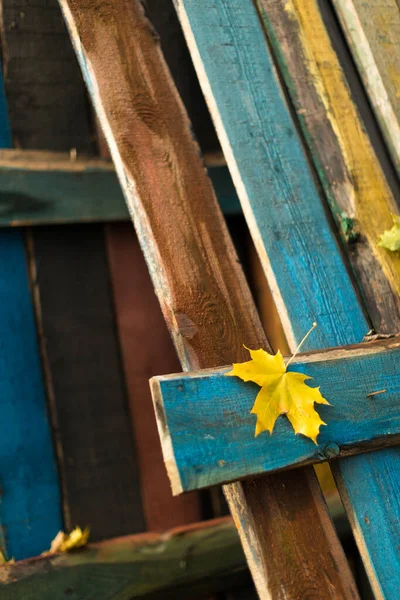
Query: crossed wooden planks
173 0 400 597
57 0 360 598
153 338 400 492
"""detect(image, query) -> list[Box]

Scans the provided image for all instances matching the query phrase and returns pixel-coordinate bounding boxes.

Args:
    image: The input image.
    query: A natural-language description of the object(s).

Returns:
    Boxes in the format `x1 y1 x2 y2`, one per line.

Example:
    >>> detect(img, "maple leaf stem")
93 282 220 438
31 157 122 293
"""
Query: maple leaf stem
286 322 317 367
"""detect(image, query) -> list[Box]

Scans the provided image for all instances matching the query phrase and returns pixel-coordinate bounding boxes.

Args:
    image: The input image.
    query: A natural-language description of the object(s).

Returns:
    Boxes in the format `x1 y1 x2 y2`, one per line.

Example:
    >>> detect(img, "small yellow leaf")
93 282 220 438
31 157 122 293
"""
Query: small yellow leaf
43 526 90 555
0 551 14 564
227 347 329 444
378 214 400 251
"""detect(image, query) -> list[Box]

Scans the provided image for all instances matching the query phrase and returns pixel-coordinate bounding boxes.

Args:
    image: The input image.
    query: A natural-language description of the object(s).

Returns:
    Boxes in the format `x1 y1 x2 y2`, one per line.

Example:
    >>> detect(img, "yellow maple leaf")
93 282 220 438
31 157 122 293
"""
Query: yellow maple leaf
43 526 90 556
227 347 329 444
378 214 400 251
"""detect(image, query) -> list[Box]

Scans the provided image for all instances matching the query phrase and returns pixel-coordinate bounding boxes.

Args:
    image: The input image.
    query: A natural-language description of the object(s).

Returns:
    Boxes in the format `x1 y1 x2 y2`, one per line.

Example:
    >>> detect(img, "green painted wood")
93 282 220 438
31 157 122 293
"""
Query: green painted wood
152 338 400 492
0 518 249 600
0 150 241 225
332 0 400 177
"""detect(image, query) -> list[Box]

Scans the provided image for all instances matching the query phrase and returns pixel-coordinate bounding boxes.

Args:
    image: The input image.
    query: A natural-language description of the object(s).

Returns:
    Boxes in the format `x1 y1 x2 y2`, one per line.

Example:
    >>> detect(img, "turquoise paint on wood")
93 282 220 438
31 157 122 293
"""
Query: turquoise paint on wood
0 154 241 226
153 341 400 491
174 0 367 351
173 1 399 595
0 73 62 559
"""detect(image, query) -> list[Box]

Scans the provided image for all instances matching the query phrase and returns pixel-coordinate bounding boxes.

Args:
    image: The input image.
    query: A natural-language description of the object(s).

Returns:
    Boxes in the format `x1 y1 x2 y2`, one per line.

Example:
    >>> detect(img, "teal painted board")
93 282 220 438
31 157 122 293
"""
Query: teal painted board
0 152 241 226
174 0 367 352
0 73 62 558
173 1 399 595
152 340 400 492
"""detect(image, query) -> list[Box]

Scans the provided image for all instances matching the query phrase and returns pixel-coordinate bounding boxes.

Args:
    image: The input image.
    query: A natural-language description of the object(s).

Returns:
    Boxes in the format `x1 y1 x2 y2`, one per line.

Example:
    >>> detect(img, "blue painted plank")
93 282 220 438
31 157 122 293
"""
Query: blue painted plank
153 340 400 492
174 0 367 352
0 67 62 559
173 1 399 595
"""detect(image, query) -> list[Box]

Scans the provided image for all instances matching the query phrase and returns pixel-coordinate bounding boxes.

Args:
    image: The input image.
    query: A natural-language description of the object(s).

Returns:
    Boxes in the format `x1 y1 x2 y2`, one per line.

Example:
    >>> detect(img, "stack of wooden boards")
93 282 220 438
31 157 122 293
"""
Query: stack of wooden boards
1 0 400 598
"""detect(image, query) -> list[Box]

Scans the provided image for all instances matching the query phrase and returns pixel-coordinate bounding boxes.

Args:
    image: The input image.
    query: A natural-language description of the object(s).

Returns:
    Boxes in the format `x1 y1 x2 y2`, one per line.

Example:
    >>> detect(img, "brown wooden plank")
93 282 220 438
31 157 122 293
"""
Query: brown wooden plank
57 1 359 597
0 0 145 539
105 221 202 530
0 517 251 600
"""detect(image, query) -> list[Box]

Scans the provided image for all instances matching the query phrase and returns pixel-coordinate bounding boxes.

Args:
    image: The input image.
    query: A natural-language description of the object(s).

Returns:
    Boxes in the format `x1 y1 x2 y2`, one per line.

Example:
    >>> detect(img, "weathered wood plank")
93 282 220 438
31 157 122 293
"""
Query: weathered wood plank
0 72 62 559
0 149 241 224
58 1 359 598
332 0 400 176
254 2 400 596
173 0 367 352
256 0 400 333
0 518 250 600
106 223 203 530
172 0 400 596
1 0 145 541
152 338 400 492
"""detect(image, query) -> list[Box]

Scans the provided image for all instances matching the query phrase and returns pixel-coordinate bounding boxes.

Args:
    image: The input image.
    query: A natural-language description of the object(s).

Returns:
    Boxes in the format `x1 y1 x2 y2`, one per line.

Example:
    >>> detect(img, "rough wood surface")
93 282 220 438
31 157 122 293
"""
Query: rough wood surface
256 1 400 596
106 223 202 530
152 338 400 491
172 0 400 596
332 0 400 177
57 0 359 598
0 518 250 600
1 0 145 541
0 149 241 225
256 0 400 334
0 67 62 560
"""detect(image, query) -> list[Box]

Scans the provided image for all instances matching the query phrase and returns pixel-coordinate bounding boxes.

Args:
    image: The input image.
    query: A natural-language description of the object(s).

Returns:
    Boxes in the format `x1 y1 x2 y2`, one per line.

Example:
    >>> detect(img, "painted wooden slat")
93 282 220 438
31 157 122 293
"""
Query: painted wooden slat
0 70 62 559
57 1 359 598
332 0 400 176
152 338 400 492
172 0 400 596
1 0 145 541
254 2 400 596
256 0 400 333
173 0 367 352
0 518 249 600
0 149 241 225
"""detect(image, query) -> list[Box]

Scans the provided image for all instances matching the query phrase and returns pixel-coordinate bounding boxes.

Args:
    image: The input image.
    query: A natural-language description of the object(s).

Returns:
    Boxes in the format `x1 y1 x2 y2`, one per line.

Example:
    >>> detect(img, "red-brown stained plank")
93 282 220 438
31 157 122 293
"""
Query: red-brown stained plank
106 222 202 530
57 1 359 597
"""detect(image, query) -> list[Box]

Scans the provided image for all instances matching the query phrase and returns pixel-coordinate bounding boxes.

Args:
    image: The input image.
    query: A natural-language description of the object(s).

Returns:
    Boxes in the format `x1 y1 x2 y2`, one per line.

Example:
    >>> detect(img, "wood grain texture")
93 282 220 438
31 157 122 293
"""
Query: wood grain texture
1 0 146 542
172 0 400 596
0 518 250 600
152 338 400 491
332 0 400 177
58 1 359 598
0 72 62 559
0 149 241 225
256 0 400 334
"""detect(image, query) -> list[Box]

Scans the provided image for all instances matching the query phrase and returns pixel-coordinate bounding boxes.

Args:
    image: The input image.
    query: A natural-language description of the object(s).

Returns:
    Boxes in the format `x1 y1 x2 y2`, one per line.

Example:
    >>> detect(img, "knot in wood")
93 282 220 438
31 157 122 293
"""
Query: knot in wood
320 443 340 460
